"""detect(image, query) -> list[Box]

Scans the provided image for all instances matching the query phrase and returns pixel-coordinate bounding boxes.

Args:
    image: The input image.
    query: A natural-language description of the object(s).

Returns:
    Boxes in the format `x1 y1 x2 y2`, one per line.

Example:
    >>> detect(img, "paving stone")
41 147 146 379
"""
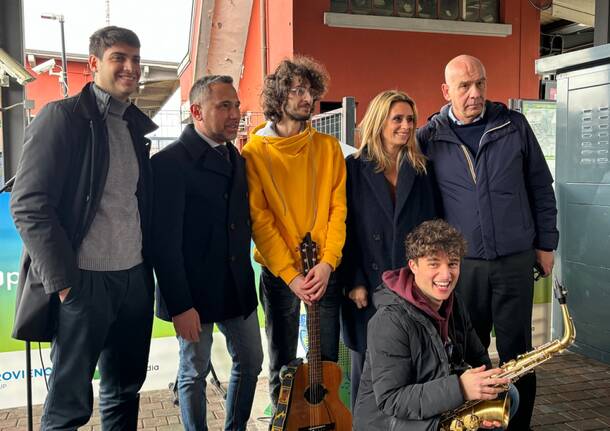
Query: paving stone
156 425 183 431
0 418 18 428
139 401 163 411
153 409 182 418
534 412 569 426
2 352 610 431
565 418 610 430
161 401 179 410
138 409 153 418
166 415 181 425
534 424 576 431
142 416 168 427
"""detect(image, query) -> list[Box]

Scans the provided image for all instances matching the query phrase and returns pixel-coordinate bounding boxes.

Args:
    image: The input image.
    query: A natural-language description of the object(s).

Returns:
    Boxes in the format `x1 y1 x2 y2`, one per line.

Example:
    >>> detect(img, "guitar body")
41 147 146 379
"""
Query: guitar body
276 233 352 431
285 360 352 431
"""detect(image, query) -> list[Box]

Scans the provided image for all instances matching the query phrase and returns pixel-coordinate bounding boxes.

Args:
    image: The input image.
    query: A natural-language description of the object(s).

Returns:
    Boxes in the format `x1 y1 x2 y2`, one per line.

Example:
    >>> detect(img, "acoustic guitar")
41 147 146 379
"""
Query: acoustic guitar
279 232 352 431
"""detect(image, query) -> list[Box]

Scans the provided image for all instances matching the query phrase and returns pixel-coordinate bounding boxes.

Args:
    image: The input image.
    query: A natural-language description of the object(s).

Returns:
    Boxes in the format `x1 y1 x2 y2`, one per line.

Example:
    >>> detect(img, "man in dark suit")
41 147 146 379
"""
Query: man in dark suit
151 75 262 431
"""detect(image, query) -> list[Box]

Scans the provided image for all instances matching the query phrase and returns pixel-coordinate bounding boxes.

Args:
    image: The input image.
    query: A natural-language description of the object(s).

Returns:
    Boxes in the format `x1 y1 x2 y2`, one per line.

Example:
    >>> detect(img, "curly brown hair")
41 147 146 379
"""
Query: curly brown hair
261 56 329 122
405 219 467 261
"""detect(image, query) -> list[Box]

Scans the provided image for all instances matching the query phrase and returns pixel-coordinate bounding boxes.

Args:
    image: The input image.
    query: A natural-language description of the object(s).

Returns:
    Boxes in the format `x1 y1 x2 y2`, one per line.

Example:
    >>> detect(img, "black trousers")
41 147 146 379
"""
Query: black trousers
259 268 341 407
41 263 154 431
456 249 537 431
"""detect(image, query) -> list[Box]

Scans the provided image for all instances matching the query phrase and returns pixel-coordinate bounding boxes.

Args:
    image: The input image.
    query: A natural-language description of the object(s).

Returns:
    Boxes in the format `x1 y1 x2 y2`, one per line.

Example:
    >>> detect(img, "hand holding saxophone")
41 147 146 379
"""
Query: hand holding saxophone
459 365 510 401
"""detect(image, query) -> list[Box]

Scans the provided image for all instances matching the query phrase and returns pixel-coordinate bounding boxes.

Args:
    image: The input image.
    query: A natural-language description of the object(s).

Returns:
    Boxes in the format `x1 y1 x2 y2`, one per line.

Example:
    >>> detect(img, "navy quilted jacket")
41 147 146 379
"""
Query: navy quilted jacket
417 101 558 260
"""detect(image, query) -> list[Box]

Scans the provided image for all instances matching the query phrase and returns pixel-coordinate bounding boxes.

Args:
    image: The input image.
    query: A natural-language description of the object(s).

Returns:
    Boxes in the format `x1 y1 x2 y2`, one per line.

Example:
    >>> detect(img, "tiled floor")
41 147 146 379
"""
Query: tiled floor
1 352 609 430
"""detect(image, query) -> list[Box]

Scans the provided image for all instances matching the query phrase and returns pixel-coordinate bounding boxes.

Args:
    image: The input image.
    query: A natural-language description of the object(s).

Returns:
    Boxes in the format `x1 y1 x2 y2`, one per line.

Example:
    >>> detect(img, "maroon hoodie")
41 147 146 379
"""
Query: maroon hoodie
382 267 454 342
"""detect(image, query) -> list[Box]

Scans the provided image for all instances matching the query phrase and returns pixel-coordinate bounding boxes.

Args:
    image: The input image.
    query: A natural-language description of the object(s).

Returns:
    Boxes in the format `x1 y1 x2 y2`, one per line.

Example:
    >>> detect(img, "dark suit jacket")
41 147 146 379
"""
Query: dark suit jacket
10 83 156 341
151 124 257 323
339 151 440 352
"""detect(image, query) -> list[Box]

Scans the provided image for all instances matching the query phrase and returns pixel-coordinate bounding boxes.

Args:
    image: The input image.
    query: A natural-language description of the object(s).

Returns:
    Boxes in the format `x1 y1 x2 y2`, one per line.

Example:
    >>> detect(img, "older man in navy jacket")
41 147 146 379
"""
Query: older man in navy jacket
151 75 262 431
417 55 558 431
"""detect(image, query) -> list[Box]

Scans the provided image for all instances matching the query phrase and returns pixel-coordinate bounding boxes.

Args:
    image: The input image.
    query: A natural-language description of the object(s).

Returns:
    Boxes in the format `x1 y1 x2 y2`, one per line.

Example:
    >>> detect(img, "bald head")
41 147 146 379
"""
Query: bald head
441 55 487 124
444 55 486 85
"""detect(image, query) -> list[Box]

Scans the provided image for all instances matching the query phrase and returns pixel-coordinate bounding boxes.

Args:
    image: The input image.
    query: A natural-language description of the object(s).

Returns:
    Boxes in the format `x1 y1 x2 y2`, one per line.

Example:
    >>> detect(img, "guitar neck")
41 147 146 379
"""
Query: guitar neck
300 232 324 387
306 302 323 386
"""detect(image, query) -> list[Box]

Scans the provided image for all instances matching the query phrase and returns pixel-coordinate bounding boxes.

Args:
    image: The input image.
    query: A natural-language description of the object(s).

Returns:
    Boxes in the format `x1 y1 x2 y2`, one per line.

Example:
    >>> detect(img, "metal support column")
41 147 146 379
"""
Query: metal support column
0 0 26 183
594 0 610 46
341 96 356 147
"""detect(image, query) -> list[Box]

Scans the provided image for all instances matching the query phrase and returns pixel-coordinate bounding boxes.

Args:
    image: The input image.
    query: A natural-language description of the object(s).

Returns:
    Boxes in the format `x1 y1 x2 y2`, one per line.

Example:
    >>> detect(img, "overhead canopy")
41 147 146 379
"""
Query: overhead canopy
26 49 179 117
541 0 594 27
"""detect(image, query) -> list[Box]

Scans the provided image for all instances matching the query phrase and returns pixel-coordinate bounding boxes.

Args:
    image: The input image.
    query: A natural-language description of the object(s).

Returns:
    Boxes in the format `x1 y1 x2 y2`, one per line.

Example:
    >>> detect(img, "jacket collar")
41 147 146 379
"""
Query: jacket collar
429 101 512 145
359 149 417 223
180 124 233 177
374 282 450 362
72 82 157 135
374 283 445 341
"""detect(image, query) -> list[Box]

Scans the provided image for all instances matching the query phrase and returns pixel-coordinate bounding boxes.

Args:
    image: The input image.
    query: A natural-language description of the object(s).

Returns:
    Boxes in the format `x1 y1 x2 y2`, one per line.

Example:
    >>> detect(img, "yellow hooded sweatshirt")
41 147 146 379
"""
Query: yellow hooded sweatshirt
242 122 347 285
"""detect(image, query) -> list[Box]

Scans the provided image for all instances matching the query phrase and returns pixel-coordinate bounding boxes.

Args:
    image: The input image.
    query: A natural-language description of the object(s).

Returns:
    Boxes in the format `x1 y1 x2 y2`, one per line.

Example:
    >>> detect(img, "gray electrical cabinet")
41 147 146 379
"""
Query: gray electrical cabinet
537 45 610 364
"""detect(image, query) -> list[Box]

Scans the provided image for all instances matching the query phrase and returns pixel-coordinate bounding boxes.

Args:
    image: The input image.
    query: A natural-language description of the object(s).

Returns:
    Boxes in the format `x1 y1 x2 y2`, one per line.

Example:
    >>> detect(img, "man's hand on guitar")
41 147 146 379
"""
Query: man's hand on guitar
172 307 202 342
303 262 332 303
289 275 314 305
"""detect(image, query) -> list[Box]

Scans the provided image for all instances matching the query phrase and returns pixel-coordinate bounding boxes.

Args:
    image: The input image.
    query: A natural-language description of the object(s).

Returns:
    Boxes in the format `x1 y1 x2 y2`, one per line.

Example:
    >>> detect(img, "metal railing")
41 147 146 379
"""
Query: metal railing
239 96 356 149
149 96 358 154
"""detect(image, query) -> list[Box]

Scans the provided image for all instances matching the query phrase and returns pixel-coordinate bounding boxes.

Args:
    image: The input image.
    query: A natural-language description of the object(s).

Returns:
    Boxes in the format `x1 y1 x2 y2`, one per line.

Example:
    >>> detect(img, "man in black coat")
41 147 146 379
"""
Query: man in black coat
417 54 558 430
151 75 262 431
10 27 157 430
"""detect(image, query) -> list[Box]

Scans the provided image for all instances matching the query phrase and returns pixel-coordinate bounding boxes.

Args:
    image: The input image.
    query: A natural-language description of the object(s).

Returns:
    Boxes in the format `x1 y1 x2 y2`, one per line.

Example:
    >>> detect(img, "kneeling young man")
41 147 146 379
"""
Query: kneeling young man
354 219 516 430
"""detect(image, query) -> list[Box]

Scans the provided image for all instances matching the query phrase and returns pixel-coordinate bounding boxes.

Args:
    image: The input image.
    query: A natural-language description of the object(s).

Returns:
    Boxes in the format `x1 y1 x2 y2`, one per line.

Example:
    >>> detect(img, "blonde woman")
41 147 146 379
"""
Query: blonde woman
340 90 440 407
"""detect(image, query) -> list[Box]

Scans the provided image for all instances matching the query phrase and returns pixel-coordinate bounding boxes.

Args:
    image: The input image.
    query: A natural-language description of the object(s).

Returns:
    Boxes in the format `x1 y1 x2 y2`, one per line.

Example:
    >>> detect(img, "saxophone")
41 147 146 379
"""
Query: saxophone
439 280 576 431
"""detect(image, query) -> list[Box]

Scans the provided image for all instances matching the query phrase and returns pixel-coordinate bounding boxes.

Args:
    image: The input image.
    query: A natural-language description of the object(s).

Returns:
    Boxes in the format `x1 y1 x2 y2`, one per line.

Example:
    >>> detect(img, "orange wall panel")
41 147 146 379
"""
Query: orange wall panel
25 60 93 115
238 0 264 113
266 0 293 71
291 0 540 122
238 0 294 115
180 0 205 103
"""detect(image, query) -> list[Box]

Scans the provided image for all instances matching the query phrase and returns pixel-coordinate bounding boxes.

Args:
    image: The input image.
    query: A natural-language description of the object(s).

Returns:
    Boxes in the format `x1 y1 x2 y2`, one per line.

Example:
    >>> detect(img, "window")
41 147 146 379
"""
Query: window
330 0 500 23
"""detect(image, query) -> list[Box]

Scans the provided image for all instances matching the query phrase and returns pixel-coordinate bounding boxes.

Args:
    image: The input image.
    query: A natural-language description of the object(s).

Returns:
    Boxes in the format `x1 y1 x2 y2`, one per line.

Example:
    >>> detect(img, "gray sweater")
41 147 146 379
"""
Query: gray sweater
77 84 143 271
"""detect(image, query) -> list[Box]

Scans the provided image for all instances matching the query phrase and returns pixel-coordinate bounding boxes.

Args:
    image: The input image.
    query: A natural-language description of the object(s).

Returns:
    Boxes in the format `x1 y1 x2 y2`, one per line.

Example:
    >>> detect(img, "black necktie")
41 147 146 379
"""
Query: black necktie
215 145 231 165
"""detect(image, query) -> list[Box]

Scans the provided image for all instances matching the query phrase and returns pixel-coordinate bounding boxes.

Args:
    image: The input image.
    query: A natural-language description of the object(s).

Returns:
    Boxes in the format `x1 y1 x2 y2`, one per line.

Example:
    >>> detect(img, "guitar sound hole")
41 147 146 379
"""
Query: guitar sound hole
304 384 327 405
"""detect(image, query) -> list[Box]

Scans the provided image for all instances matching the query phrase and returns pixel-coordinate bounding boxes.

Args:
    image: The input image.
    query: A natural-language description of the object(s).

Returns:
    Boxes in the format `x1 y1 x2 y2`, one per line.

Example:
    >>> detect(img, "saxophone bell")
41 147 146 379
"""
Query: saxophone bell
439 279 576 431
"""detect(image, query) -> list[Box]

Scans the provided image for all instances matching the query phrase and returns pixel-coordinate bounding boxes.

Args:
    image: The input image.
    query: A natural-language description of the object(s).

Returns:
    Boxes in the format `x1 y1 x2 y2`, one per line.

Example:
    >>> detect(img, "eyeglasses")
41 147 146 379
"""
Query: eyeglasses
289 86 318 98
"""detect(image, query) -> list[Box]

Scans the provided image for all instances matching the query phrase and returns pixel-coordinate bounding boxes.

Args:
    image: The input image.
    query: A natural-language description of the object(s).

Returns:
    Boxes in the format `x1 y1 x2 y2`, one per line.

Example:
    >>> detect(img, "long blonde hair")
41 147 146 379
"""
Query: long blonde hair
356 90 427 174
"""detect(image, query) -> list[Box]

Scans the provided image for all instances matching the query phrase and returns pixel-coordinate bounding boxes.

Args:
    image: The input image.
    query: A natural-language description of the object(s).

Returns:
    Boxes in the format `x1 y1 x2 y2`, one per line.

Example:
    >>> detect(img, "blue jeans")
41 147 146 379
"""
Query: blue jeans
259 268 341 407
177 311 263 431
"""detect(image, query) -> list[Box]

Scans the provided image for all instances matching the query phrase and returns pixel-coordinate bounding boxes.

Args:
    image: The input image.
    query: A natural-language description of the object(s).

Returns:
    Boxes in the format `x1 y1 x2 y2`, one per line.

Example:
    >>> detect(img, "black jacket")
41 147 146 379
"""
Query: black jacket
339 152 440 352
10 82 157 341
354 284 490 431
417 102 558 260
151 125 257 323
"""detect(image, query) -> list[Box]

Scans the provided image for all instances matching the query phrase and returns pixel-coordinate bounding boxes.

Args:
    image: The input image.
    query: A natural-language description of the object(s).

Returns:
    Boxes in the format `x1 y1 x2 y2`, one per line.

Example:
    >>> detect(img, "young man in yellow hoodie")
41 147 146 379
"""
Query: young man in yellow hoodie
242 57 347 408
